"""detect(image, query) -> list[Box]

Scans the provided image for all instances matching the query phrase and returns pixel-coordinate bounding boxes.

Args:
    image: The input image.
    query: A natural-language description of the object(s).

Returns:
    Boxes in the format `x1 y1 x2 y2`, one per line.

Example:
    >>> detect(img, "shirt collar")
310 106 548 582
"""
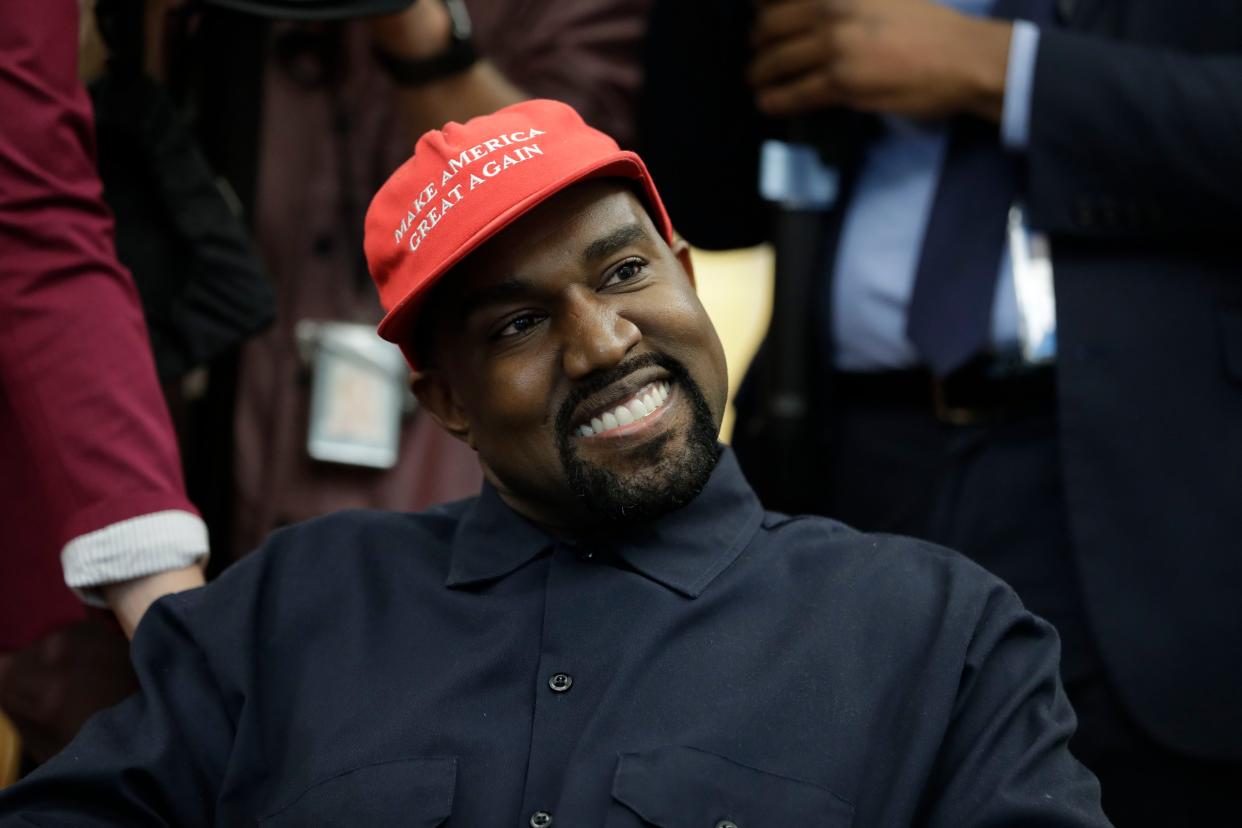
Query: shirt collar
445 481 554 588
445 448 765 598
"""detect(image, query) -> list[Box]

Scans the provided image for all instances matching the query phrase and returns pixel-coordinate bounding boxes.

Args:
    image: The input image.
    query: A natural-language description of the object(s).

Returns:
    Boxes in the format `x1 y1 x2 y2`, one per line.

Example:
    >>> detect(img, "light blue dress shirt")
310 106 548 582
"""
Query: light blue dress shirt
828 5 1043 370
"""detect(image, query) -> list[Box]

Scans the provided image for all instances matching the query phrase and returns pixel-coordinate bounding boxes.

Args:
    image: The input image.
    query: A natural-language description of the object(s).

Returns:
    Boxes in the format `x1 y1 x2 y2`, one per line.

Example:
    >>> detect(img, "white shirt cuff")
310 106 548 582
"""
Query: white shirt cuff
1001 20 1042 150
61 509 210 607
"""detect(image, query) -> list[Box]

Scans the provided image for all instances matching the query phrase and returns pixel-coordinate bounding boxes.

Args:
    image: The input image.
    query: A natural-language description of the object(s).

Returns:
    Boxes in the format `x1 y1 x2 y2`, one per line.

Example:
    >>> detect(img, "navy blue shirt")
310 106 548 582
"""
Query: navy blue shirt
0 450 1108 826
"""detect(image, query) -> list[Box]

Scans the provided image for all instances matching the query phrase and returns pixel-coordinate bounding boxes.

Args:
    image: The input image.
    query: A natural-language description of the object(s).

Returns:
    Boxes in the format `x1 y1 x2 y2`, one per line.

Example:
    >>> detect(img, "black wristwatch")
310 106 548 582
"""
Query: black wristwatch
371 0 478 87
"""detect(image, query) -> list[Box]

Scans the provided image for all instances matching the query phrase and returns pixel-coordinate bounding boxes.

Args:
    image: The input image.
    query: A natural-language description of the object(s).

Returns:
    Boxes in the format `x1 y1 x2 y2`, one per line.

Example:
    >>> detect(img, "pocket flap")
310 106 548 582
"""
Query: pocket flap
260 756 456 827
612 745 852 827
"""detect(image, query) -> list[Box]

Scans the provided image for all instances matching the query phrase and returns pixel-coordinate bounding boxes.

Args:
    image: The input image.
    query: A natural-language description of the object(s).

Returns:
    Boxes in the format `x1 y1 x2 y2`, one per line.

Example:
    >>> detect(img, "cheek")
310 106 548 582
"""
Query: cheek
635 283 707 335
637 288 729 408
464 355 561 448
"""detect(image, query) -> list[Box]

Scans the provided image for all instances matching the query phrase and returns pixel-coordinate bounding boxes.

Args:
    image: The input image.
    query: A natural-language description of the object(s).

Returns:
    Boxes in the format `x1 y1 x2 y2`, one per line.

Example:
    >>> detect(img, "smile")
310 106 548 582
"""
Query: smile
575 381 671 438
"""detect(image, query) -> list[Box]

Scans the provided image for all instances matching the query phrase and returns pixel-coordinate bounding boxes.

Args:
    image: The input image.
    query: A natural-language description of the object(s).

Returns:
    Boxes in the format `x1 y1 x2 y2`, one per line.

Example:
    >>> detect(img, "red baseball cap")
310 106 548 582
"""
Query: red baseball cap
364 99 674 366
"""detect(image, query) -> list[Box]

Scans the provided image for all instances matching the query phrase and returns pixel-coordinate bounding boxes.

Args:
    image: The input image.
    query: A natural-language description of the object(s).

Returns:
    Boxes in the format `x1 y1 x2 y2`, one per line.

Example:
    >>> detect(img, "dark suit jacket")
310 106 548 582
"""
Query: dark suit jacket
639 0 1242 759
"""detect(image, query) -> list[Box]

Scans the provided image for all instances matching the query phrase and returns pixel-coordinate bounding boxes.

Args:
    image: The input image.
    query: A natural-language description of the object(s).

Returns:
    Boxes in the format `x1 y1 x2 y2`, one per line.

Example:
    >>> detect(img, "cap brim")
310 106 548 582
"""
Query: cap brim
376 150 671 353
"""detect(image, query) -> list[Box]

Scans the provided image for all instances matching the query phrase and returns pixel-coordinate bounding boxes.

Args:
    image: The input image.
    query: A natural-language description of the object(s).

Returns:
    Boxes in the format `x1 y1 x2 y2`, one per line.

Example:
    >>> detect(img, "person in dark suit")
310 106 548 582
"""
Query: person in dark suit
640 0 1242 824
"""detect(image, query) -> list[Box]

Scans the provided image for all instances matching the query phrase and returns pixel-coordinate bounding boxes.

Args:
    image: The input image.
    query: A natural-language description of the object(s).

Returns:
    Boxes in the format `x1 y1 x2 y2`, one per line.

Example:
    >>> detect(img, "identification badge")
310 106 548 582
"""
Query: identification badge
297 320 410 469
1008 204 1057 364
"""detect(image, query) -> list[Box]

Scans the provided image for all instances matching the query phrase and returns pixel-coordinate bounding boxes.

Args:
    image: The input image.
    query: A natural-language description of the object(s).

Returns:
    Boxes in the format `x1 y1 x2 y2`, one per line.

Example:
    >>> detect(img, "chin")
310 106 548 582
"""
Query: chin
563 424 720 526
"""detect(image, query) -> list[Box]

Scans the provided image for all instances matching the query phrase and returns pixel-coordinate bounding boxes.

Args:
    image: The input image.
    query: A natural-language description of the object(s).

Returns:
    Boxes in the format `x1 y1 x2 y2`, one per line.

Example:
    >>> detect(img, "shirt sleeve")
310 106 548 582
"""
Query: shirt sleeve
62 510 210 607
0 592 234 826
920 583 1111 827
0 0 206 630
1000 20 1042 150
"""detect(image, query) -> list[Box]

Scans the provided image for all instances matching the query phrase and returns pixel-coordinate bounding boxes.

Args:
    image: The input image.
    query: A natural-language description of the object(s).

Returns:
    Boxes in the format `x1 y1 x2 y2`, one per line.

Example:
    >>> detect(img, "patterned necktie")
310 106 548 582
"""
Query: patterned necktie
905 0 1052 376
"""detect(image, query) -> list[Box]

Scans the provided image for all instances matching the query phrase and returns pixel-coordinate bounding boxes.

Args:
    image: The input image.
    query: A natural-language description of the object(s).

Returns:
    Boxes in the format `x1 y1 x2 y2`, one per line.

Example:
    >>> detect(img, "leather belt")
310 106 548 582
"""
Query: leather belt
833 360 1056 426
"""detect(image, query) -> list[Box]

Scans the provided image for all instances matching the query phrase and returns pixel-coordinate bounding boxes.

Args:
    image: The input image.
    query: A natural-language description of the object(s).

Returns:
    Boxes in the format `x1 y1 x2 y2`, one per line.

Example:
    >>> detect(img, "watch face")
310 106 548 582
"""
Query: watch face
201 0 413 21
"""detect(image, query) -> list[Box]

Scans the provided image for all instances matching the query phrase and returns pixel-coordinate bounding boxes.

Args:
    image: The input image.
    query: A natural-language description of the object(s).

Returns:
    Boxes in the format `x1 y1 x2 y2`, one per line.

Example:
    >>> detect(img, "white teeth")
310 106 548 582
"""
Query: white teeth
577 381 673 437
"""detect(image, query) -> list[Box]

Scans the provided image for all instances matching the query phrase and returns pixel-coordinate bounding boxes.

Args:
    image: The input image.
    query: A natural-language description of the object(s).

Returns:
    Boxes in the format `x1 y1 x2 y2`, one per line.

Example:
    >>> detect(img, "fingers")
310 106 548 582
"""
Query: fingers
754 70 839 116
752 0 853 47
750 0 854 115
751 0 819 49
749 32 831 89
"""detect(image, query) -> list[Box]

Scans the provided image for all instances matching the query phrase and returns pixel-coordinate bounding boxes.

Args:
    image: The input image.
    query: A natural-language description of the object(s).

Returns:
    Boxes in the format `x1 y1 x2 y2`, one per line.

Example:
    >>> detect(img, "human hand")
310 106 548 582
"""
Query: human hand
101 563 205 640
748 0 1012 121
368 0 454 60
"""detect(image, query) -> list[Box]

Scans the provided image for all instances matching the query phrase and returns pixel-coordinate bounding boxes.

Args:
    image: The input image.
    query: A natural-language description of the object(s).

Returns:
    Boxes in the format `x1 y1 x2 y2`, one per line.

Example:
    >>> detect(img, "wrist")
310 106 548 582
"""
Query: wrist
369 0 454 61
370 0 479 87
102 564 205 638
957 17 1013 122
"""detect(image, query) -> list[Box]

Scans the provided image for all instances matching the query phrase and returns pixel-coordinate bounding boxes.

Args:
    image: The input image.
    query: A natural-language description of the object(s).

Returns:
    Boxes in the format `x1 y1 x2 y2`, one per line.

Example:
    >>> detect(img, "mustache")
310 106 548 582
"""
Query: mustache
554 353 690 439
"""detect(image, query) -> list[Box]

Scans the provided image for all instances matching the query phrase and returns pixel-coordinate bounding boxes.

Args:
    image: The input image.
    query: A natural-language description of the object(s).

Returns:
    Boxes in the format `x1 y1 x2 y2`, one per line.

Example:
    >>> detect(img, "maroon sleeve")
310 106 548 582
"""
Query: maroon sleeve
0 0 199 649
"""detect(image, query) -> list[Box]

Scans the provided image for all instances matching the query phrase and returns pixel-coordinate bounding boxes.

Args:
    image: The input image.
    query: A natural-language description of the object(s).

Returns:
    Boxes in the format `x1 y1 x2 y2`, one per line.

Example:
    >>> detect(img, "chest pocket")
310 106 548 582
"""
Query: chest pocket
608 746 853 828
258 757 456 827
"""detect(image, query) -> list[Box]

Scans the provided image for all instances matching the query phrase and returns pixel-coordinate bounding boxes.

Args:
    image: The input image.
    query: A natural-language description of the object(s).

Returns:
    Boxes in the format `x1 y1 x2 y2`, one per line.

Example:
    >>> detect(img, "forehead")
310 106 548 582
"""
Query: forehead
450 181 659 294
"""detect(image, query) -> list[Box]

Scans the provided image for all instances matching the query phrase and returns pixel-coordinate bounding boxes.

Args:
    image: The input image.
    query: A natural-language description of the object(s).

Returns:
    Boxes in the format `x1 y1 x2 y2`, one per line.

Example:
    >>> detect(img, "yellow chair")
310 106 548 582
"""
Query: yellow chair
0 710 19 789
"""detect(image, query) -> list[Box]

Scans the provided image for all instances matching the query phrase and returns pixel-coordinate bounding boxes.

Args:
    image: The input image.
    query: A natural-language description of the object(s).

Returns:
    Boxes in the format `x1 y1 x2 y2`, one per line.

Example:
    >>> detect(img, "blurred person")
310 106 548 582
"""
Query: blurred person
219 0 650 558
0 0 209 761
87 0 276 386
0 99 1111 827
640 0 1242 823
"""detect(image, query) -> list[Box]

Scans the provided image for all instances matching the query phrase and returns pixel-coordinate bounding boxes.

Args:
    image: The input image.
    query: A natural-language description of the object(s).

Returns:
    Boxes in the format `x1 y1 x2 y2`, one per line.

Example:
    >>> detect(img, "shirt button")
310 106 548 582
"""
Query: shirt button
715 821 739 828
548 672 573 693
530 811 553 828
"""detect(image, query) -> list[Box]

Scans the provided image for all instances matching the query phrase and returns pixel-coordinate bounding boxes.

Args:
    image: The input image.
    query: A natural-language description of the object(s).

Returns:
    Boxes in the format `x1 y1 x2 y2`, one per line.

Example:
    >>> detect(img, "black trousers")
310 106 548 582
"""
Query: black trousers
821 390 1242 827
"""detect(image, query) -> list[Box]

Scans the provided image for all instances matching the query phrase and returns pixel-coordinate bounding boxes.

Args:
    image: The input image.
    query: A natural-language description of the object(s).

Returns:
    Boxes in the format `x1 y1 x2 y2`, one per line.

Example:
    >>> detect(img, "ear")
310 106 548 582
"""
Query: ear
410 369 475 448
670 234 696 288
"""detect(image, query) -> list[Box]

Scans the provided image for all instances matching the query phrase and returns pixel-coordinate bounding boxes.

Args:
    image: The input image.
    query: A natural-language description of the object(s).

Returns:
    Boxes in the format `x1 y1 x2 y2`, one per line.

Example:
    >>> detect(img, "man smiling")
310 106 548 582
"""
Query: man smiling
0 101 1110 826
404 176 727 529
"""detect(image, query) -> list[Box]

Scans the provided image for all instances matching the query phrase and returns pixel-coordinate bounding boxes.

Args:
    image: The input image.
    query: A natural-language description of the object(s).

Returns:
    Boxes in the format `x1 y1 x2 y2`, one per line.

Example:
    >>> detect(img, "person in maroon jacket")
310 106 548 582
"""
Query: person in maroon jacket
0 0 209 757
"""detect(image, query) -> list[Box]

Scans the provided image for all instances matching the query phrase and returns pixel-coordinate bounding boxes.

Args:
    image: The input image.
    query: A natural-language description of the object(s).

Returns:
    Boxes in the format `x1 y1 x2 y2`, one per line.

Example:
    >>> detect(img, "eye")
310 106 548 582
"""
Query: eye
602 257 648 288
493 312 545 340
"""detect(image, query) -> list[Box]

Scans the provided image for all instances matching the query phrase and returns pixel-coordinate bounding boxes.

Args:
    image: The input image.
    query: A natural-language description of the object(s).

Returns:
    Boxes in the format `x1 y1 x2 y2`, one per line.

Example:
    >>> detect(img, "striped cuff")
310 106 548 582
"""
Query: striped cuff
61 510 211 607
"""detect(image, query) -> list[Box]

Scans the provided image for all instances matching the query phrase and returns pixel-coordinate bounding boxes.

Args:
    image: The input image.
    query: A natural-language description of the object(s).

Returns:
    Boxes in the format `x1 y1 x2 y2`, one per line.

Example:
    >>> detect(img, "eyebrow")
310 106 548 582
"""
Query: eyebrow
581 222 649 265
456 223 654 320
456 277 534 321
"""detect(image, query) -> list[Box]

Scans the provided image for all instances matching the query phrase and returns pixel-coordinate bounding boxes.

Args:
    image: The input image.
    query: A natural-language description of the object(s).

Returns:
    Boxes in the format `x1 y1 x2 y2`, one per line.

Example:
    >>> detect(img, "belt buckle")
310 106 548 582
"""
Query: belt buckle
931 377 987 426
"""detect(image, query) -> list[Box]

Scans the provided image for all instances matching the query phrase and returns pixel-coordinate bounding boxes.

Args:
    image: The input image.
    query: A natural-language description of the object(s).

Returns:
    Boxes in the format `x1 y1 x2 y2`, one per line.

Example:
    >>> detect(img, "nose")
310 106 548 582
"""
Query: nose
559 289 641 380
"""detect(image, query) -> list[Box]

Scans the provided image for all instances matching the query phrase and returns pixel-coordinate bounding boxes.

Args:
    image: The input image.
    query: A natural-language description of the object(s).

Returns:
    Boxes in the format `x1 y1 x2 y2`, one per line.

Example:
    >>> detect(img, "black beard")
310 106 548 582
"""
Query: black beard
555 353 722 525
